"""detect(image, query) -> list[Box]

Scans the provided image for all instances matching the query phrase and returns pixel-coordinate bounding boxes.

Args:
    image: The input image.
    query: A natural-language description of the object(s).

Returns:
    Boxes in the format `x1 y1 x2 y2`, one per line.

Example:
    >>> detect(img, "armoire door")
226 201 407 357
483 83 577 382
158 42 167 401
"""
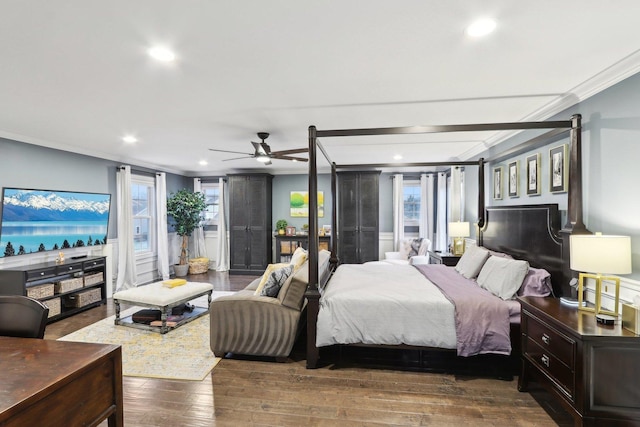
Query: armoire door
338 172 379 264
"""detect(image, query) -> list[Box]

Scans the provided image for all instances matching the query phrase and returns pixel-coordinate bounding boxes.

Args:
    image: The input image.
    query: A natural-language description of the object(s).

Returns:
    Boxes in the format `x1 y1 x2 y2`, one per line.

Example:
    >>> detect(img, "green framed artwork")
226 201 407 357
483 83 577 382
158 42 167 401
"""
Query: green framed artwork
290 191 324 218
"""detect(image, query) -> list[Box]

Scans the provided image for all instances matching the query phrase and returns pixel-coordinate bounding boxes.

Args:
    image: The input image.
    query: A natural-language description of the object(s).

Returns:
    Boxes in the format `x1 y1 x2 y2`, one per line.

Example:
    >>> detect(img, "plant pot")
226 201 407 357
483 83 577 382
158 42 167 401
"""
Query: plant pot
174 264 189 277
278 229 285 235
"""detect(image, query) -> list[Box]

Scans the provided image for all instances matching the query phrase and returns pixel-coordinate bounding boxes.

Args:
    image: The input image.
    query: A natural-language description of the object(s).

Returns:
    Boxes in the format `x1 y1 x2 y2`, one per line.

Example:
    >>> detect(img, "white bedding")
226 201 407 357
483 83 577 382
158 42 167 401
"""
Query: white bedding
316 263 457 348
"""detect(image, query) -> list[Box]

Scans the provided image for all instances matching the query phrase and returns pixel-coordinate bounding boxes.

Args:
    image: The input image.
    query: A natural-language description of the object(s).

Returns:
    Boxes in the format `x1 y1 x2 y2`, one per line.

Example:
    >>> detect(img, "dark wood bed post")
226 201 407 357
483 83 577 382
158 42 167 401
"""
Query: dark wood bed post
477 158 486 245
330 162 339 266
306 125 321 368
559 113 589 297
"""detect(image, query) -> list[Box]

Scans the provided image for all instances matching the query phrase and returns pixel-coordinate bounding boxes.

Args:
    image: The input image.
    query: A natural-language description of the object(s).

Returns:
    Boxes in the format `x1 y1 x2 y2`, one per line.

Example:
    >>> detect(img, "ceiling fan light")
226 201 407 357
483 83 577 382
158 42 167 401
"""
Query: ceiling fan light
256 155 270 163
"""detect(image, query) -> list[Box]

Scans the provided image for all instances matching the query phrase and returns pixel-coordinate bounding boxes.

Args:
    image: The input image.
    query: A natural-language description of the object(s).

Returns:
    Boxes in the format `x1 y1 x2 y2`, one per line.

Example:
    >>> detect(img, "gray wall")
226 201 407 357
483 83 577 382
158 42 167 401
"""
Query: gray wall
270 172 393 233
465 71 640 280
1 138 190 239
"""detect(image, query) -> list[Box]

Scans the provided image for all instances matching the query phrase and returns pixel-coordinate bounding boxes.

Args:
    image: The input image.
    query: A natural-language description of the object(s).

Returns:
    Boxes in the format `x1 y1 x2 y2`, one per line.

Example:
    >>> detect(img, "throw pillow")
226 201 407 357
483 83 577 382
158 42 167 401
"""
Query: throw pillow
454 245 490 279
398 238 431 259
477 256 530 300
289 247 308 269
260 264 295 298
517 267 553 297
254 263 289 295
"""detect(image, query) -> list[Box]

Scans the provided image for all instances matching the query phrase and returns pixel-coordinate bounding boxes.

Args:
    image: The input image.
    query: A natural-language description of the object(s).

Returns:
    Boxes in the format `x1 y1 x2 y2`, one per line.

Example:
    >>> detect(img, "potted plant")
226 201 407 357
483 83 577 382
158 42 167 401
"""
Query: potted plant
166 189 207 276
276 219 288 235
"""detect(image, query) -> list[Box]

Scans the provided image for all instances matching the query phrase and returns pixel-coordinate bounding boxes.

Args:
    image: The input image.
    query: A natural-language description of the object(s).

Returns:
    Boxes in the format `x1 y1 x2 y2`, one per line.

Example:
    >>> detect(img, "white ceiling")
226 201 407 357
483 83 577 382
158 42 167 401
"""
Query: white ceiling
2 1 640 176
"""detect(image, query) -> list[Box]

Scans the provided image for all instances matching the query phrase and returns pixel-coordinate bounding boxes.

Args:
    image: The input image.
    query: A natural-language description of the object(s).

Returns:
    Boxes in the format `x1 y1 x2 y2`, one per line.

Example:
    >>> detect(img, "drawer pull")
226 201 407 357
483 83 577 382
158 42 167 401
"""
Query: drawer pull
40 272 45 276
542 333 550 345
541 354 550 368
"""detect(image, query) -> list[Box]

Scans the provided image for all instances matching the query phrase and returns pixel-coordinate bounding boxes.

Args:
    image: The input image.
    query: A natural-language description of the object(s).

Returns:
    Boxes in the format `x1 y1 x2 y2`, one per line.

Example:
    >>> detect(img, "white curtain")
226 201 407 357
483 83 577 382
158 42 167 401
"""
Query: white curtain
216 177 229 271
450 167 463 222
460 169 466 222
156 172 170 280
435 172 448 251
392 174 404 250
115 165 137 291
420 174 435 243
192 178 208 259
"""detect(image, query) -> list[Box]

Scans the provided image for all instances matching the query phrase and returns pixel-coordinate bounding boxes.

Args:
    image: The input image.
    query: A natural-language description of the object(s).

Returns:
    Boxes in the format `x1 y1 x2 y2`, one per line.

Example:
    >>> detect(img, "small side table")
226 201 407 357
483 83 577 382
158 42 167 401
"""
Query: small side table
428 251 461 267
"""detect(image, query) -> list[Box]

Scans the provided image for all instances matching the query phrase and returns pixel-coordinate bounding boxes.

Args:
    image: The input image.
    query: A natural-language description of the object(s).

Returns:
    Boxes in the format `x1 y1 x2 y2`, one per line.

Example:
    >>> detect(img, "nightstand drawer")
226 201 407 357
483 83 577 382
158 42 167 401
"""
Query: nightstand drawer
525 338 575 398
526 314 575 369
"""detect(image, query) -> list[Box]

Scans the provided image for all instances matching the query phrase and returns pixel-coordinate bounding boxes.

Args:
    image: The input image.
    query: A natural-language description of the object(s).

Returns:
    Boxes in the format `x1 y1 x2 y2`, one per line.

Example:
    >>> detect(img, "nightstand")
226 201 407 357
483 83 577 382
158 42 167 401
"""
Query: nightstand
427 251 461 267
518 296 640 426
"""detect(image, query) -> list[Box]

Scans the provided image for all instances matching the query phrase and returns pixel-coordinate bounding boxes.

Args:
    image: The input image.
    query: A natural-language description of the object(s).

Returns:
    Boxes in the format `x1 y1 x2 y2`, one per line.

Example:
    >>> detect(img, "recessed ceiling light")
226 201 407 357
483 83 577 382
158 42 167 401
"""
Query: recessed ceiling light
147 46 176 62
199 160 208 166
122 135 138 143
465 18 497 38
393 154 403 161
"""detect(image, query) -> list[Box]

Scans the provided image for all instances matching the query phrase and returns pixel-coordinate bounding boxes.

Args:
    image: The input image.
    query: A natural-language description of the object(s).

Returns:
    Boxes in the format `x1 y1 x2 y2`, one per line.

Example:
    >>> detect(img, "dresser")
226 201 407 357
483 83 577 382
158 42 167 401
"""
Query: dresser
427 251 461 267
518 296 640 426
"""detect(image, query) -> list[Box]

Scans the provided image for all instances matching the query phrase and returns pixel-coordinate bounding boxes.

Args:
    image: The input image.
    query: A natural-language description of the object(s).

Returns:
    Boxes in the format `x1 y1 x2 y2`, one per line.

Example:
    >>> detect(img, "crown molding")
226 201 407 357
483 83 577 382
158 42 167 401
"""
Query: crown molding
461 49 640 161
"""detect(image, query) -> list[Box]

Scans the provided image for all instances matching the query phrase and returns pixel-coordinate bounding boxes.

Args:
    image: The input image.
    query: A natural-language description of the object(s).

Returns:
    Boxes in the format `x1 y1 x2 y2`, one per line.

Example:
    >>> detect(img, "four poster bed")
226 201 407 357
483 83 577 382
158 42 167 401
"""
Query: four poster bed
303 114 588 370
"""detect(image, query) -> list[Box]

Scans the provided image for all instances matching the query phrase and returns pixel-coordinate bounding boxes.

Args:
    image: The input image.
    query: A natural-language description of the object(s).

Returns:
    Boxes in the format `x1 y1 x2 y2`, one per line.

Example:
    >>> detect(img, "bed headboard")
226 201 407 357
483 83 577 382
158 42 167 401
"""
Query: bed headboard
480 204 567 297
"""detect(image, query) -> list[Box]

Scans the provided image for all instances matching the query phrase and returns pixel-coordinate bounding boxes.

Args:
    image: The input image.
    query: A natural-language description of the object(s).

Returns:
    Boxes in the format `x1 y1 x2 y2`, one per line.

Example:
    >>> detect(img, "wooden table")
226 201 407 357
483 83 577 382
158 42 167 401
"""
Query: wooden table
427 251 461 267
0 337 123 427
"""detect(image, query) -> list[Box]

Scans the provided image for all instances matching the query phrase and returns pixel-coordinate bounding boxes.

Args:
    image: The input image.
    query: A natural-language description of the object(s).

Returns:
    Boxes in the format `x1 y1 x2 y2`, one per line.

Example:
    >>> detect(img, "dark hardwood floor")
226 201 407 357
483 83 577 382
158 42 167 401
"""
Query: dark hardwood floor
44 271 573 426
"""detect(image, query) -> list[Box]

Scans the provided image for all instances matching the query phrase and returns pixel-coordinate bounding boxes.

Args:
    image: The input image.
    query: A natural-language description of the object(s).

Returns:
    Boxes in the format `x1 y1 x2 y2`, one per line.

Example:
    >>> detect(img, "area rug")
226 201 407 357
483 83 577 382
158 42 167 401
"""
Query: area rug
58 291 235 381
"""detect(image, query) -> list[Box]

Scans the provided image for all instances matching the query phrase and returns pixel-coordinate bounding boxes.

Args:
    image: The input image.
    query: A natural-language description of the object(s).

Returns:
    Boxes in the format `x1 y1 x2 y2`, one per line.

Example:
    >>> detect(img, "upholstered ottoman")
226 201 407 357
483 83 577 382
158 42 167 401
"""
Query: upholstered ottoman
113 281 213 333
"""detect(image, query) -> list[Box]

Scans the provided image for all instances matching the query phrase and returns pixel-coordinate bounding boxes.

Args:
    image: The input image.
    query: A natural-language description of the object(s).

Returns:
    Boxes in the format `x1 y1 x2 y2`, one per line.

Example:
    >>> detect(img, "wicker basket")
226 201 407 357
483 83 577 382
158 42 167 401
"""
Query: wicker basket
43 297 61 318
84 272 104 286
27 283 55 299
55 277 84 293
63 288 101 308
188 257 209 274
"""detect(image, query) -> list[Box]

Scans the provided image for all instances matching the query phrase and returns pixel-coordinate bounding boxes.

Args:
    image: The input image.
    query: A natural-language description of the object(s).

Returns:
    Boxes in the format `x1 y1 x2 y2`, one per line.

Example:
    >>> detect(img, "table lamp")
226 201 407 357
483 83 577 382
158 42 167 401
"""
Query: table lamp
449 221 470 256
570 233 632 317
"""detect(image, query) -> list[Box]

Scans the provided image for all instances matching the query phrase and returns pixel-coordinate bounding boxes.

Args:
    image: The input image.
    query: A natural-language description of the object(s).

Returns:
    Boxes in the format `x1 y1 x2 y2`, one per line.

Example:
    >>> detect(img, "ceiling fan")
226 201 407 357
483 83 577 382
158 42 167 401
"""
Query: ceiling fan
209 132 308 165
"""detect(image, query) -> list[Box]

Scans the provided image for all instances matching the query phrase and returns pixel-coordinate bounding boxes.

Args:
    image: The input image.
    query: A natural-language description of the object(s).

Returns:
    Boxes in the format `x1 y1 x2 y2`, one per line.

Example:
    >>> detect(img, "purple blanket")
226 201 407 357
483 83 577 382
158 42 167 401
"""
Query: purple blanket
413 264 512 357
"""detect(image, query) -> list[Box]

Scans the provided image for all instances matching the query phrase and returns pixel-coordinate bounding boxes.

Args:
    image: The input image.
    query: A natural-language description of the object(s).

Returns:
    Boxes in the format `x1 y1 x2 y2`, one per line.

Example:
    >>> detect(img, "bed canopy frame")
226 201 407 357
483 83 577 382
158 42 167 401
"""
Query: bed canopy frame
304 114 587 368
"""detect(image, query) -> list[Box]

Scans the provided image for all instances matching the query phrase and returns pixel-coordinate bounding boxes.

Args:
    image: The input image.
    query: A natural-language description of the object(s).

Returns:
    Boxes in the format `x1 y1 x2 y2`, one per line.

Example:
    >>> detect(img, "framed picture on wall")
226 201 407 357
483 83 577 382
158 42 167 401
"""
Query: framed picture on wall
493 166 503 200
290 191 324 218
549 144 568 193
526 153 541 196
508 160 519 198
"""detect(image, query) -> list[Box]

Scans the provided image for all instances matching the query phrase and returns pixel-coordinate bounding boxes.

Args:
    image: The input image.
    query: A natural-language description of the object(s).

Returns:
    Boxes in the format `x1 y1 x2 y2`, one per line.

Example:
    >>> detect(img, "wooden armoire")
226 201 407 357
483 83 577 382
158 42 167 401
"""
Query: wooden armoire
337 171 380 263
228 173 273 274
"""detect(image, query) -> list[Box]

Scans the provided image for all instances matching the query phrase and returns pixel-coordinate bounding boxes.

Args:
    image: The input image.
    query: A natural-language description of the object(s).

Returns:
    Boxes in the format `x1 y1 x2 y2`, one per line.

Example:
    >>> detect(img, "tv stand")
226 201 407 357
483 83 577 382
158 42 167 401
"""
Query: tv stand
0 256 107 323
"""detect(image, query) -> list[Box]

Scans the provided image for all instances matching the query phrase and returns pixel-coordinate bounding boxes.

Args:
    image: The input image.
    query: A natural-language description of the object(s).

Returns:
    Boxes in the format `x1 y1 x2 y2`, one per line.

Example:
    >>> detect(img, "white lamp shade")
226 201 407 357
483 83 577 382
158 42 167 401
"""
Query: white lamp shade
570 234 632 274
448 221 470 237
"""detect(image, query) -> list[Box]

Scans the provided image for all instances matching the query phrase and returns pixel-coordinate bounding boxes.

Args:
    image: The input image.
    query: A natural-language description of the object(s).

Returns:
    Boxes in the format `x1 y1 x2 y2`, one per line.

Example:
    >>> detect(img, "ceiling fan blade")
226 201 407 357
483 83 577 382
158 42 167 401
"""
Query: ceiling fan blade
271 155 309 162
222 155 254 161
209 148 253 156
269 148 308 156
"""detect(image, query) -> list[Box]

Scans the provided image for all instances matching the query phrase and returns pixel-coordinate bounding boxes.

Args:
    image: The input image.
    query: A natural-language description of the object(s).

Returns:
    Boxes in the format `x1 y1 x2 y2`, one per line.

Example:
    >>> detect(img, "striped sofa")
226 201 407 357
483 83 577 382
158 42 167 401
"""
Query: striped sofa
210 249 331 360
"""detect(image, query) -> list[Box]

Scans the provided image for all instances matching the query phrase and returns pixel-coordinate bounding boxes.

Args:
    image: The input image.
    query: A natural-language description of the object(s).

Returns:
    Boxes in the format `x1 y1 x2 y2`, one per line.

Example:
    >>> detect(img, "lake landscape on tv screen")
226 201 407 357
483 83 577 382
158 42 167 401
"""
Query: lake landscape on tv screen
0 188 111 258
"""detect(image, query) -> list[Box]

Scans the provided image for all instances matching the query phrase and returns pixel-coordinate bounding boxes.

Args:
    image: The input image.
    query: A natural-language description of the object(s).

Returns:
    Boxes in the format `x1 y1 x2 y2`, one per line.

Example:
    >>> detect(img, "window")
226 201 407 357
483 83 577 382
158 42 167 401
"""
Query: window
201 182 220 226
403 180 420 226
131 175 155 252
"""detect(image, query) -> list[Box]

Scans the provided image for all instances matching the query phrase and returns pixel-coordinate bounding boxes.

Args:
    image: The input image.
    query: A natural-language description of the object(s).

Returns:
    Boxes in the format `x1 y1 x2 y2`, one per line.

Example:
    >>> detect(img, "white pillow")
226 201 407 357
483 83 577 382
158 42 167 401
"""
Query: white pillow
454 246 490 279
477 256 530 300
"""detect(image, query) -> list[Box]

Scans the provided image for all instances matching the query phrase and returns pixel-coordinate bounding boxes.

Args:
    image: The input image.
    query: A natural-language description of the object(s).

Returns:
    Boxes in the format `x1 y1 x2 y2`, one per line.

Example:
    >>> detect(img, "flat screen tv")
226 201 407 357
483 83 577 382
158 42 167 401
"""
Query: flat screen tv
0 187 111 258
